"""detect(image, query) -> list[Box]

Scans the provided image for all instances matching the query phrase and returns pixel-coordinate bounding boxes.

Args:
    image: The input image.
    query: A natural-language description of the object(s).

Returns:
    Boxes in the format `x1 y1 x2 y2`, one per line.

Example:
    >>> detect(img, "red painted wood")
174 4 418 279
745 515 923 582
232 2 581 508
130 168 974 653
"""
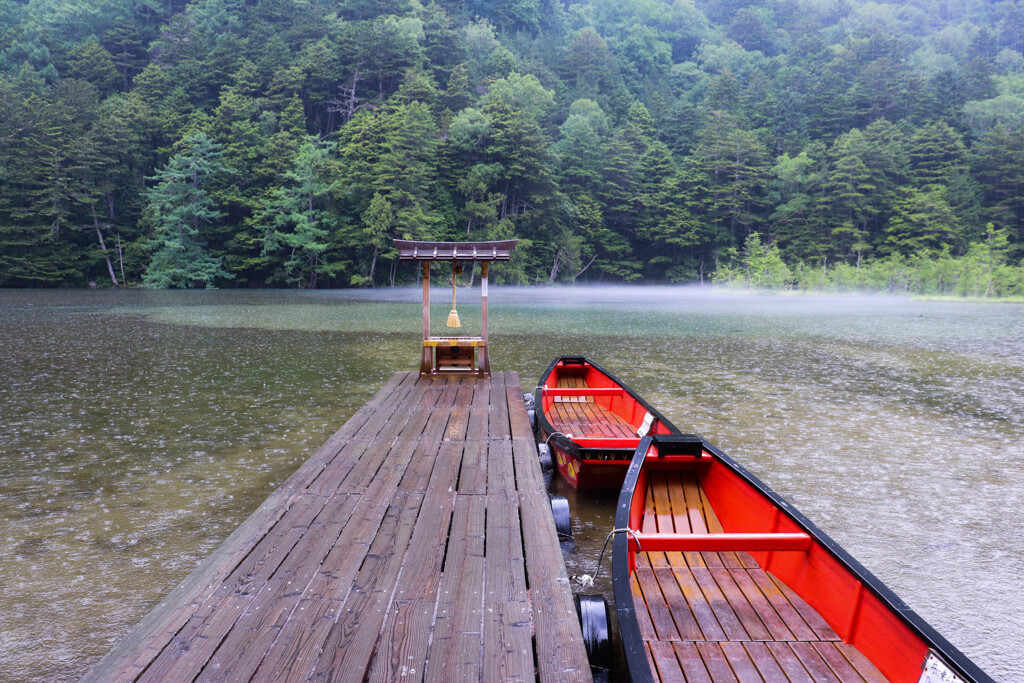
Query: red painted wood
630 533 812 553
575 437 639 447
541 387 625 396
691 457 931 682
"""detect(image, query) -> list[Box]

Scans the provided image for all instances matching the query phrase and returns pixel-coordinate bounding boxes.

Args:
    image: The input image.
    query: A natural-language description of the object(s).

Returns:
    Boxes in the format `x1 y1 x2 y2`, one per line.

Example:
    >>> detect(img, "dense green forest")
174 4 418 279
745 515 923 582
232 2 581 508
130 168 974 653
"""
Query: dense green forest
2 0 1023 294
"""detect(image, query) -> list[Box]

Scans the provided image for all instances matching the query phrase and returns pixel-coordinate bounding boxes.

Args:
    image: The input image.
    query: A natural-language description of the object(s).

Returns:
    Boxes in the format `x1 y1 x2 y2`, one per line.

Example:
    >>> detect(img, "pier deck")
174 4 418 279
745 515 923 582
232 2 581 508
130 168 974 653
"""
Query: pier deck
84 372 592 683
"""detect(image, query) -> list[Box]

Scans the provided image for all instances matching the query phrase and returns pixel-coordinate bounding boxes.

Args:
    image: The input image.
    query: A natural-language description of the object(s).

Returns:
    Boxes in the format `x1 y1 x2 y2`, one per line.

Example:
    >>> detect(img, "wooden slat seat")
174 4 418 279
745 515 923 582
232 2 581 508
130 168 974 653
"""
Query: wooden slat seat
547 402 637 439
546 375 638 439
553 373 589 403
632 471 888 682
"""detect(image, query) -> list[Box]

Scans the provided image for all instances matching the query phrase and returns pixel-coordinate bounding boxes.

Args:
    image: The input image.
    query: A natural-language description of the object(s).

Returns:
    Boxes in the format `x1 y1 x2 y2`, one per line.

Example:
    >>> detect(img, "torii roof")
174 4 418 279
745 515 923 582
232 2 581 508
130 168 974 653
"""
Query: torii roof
393 239 518 261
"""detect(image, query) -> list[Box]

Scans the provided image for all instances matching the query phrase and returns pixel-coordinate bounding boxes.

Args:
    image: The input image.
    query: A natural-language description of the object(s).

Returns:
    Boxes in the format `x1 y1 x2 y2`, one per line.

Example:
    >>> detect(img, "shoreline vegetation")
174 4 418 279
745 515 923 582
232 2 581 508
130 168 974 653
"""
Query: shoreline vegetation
2 0 1023 292
712 230 1024 299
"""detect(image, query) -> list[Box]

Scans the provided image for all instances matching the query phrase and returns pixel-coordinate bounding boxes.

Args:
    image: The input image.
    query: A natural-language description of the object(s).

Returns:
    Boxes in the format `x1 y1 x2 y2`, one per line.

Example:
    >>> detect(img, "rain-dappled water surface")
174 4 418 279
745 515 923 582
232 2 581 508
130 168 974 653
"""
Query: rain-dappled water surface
1 287 1022 681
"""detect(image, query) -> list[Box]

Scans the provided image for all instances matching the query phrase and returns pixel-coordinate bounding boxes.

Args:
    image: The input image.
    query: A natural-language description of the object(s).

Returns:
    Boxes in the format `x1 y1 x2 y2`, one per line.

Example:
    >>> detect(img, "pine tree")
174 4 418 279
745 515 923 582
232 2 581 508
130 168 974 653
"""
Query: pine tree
483 98 556 223
552 99 610 196
103 18 147 91
883 185 962 257
819 129 876 265
560 27 623 109
639 168 705 281
353 192 395 286
906 121 968 189
591 101 655 275
67 40 121 95
258 138 338 288
1 81 102 285
971 124 1024 250
422 2 466 86
689 110 770 248
769 148 827 262
973 223 1010 298
375 102 442 238
143 132 234 288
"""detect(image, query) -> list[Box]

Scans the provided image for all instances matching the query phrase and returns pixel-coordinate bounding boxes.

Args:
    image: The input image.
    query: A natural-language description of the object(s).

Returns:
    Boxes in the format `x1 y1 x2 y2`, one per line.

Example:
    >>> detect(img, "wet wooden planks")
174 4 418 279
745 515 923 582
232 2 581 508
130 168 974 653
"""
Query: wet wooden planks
84 372 591 683
548 402 637 439
633 471 888 683
553 372 589 403
549 373 637 438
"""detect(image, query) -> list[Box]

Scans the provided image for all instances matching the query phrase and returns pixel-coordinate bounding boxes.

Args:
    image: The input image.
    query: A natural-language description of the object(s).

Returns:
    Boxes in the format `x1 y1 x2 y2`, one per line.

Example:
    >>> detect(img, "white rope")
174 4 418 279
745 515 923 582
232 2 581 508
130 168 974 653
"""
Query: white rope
544 430 568 446
580 527 641 587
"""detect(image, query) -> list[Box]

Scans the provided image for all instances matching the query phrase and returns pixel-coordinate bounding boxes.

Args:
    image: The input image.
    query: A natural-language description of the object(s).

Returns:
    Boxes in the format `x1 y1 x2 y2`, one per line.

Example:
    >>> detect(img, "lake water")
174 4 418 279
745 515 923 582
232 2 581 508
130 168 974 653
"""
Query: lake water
1 287 1022 681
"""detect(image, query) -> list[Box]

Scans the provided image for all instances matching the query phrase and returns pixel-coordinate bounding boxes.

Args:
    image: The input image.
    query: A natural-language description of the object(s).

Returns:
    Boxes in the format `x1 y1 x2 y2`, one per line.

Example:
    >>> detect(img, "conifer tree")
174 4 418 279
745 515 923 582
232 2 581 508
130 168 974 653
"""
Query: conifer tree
103 17 146 91
769 149 826 262
883 185 962 256
907 121 968 189
258 138 337 288
820 129 878 265
143 132 234 288
67 40 121 95
689 109 769 248
353 192 395 286
970 223 1011 298
971 124 1024 249
1 0 1024 290
552 99 610 196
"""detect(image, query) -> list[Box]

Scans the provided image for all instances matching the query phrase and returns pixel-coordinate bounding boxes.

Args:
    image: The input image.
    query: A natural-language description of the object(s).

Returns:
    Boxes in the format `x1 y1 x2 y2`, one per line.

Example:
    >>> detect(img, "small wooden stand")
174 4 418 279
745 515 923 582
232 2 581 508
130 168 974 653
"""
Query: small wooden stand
394 240 518 379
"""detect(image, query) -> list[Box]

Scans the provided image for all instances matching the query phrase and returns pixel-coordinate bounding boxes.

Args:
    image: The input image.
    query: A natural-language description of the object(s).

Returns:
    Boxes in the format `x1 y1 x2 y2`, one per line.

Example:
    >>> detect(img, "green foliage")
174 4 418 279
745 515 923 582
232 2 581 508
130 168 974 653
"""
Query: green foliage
713 232 793 289
769 148 826 261
66 40 121 95
257 138 339 288
964 74 1024 135
142 132 234 288
688 109 770 248
1 0 1023 294
883 185 962 256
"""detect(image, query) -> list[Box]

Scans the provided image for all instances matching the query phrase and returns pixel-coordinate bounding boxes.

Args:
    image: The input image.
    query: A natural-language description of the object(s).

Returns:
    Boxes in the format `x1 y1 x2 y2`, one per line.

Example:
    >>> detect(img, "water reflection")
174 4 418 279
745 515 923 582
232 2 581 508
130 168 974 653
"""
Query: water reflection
0 288 1021 681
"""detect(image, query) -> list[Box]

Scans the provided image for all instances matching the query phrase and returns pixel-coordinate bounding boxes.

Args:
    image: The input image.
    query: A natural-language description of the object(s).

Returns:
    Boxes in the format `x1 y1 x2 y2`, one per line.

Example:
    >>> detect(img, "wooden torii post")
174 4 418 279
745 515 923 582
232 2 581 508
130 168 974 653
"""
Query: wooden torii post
394 239 518 379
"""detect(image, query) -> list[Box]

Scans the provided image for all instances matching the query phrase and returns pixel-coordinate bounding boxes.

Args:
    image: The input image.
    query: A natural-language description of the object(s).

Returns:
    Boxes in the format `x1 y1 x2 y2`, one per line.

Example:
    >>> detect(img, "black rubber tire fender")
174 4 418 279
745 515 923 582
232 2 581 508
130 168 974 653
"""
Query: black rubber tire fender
574 593 613 670
550 495 571 539
537 442 553 470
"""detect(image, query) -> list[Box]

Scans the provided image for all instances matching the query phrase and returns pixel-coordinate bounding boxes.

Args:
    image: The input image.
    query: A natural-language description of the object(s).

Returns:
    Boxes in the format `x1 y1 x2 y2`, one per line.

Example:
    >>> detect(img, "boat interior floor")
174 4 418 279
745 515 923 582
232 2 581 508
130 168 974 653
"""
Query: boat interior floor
548 375 637 439
632 471 889 682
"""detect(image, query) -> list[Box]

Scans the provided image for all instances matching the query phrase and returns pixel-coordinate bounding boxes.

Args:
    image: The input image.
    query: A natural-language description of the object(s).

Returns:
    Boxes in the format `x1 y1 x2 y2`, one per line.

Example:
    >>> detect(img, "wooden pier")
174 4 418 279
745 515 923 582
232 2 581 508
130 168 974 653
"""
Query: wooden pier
84 372 593 682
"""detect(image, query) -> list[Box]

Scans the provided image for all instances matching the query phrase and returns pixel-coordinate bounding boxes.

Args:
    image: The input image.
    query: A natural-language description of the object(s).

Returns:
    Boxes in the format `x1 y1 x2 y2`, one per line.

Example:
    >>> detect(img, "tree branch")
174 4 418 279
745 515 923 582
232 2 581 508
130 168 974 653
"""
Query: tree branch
573 253 599 280
0 120 34 144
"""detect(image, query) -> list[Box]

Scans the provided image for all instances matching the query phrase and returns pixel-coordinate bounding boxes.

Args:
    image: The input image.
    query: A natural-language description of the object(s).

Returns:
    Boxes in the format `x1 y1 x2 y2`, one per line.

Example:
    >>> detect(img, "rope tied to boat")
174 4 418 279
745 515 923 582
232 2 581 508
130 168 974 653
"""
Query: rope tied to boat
576 528 641 588
543 430 568 446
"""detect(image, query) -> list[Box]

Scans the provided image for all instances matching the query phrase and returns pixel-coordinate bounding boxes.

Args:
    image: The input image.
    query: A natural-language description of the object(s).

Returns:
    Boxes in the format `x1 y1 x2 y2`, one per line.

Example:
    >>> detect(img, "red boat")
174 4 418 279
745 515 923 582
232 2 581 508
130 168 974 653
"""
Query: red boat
613 434 991 683
534 357 680 490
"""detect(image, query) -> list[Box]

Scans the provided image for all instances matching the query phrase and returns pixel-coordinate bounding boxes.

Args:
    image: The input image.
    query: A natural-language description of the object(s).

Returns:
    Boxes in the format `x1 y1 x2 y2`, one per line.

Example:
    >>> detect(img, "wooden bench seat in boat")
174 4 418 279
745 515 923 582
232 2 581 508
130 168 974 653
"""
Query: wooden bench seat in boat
631 471 888 682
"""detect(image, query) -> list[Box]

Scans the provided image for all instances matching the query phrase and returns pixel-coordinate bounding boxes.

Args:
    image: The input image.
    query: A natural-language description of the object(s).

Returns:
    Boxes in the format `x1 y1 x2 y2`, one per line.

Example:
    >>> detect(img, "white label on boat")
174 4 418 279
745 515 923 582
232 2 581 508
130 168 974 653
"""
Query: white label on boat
918 652 966 683
637 411 655 437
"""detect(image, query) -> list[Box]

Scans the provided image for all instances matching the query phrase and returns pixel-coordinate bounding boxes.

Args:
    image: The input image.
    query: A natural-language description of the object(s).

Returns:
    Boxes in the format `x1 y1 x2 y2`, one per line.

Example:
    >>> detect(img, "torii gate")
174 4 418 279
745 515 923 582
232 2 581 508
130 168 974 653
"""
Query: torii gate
394 239 518 379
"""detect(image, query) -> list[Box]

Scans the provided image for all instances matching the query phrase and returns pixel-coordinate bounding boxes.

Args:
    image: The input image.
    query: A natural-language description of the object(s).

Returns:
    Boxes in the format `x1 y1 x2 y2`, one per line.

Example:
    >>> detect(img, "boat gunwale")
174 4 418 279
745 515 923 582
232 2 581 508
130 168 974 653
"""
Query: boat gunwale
612 434 993 683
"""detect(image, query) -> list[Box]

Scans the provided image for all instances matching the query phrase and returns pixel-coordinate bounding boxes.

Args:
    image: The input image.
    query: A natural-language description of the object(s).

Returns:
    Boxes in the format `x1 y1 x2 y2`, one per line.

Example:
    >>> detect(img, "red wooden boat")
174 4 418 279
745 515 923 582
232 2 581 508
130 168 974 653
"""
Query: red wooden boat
534 357 680 490
613 434 991 683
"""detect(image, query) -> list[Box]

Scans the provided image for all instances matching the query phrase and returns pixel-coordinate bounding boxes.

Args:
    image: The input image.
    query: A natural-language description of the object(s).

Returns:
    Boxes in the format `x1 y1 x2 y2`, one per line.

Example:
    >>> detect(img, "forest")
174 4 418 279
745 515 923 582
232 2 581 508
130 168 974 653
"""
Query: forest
1 0 1023 295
